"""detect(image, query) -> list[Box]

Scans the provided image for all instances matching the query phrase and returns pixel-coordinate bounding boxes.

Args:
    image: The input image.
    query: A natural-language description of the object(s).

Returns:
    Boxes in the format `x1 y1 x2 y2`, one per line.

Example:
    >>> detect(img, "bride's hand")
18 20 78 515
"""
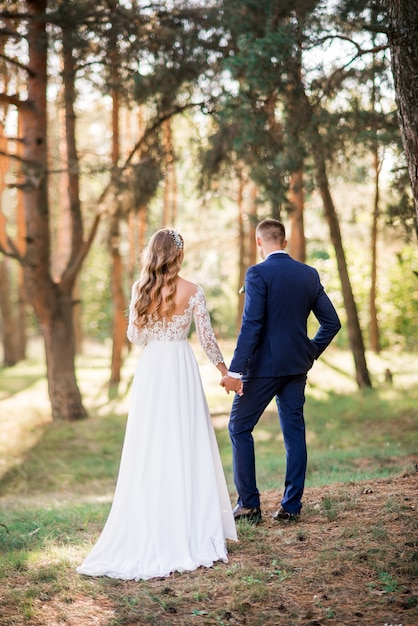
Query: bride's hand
220 375 244 396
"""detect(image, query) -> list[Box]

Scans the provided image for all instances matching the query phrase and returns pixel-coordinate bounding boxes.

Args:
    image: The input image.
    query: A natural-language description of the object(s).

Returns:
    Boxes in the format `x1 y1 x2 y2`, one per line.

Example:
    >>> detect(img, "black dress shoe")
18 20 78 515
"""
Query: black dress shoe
272 506 300 523
233 504 262 524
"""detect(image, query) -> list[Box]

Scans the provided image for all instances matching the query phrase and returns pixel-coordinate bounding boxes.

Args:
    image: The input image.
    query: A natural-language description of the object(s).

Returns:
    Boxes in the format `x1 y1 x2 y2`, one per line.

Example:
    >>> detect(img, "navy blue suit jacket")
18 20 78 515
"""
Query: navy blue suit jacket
230 252 341 377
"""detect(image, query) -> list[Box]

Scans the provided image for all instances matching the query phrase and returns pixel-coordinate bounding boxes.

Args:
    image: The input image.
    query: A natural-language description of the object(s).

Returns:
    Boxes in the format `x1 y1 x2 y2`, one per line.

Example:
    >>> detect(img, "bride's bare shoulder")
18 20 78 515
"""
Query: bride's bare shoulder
176 277 200 298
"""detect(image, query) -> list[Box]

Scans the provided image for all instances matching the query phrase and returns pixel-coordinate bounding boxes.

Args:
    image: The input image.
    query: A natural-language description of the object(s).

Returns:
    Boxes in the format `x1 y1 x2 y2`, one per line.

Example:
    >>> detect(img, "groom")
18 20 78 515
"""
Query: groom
222 219 341 523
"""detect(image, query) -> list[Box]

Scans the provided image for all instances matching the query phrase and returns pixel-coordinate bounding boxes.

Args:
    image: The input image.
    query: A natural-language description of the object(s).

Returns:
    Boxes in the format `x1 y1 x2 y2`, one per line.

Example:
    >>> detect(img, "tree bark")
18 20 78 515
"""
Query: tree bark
386 0 418 229
58 40 82 354
109 74 127 389
248 181 258 266
287 43 306 263
0 259 19 366
22 0 86 419
16 112 27 361
109 214 127 388
236 174 245 333
162 118 177 226
42 289 83 417
301 91 372 388
369 44 380 353
0 116 20 365
369 144 380 353
288 169 306 262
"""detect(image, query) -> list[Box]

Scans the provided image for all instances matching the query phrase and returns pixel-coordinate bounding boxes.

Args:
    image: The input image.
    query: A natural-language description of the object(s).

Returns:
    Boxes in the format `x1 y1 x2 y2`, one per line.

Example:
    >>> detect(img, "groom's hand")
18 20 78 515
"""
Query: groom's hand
221 375 244 396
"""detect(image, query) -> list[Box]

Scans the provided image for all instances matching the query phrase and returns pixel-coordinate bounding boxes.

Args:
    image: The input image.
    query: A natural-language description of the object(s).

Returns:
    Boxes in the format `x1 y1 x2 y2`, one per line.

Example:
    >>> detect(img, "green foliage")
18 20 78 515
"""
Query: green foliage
380 246 418 350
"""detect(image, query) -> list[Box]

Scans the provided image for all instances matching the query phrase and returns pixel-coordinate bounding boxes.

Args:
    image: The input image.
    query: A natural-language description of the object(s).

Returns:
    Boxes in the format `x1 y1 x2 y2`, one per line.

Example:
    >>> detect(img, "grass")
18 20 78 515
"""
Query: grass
0 340 417 625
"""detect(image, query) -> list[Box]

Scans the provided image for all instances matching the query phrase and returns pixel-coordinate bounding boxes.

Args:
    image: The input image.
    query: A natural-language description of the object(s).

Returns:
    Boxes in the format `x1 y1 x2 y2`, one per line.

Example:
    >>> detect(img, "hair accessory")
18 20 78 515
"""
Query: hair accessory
170 229 184 250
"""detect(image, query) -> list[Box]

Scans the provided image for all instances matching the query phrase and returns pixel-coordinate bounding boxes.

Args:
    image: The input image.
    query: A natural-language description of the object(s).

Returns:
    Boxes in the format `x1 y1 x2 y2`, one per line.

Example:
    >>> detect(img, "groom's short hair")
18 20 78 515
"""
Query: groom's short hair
256 219 286 244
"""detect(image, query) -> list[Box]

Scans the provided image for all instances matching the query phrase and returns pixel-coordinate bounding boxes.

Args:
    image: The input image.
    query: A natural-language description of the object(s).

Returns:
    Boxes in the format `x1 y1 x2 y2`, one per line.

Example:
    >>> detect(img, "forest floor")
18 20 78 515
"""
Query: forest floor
1 344 417 625
1 465 417 626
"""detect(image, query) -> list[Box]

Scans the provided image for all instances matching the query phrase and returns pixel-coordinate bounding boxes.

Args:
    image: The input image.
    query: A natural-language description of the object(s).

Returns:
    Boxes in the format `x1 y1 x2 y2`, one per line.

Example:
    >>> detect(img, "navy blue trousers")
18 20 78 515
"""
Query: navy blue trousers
228 374 307 515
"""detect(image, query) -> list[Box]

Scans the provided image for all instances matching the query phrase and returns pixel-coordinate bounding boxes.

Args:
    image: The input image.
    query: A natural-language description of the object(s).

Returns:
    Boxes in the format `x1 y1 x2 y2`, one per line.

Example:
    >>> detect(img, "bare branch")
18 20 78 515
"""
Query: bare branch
60 211 103 288
96 101 201 210
0 149 32 165
124 102 200 170
0 52 35 77
0 92 32 110
0 10 30 20
0 213 23 262
312 34 388 58
0 27 26 39
0 240 23 261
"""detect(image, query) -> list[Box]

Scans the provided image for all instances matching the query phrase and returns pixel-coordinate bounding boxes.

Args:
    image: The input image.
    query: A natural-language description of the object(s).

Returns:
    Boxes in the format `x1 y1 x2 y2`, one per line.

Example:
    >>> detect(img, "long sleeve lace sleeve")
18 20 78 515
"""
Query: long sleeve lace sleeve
193 287 225 366
127 285 148 347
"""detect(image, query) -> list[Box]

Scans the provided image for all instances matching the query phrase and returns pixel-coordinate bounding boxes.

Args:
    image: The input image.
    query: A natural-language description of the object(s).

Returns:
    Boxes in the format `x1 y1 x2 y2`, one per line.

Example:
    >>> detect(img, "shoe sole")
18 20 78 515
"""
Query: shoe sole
271 513 300 523
234 514 262 524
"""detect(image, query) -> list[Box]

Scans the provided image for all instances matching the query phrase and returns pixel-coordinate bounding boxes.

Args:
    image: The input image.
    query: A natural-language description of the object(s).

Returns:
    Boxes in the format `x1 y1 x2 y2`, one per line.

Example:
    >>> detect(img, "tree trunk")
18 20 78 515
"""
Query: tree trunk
236 175 246 333
109 215 127 388
16 265 27 361
162 118 177 226
16 112 27 361
53 84 81 354
109 79 127 389
369 43 380 353
301 92 372 388
0 259 19 366
288 169 306 262
137 204 147 254
0 116 20 365
287 43 305 262
42 290 84 419
369 144 380 353
22 0 87 420
248 181 258 266
386 0 418 229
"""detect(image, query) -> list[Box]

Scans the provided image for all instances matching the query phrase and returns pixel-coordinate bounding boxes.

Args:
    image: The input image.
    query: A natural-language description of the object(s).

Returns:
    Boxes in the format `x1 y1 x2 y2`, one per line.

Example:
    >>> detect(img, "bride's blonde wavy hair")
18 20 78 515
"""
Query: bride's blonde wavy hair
132 228 184 327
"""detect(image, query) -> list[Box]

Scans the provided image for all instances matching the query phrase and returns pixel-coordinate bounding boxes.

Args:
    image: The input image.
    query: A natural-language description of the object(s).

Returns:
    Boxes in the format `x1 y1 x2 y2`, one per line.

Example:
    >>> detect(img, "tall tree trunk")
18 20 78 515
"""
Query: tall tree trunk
22 0 86 419
386 0 418 230
0 259 19 366
109 214 127 388
369 144 380 353
137 204 147 252
42 289 82 417
236 174 245 333
287 42 305 262
162 118 177 226
248 181 258 266
109 73 127 389
0 117 19 365
16 112 27 360
288 169 306 262
301 92 372 388
127 210 137 286
56 75 82 354
369 53 380 353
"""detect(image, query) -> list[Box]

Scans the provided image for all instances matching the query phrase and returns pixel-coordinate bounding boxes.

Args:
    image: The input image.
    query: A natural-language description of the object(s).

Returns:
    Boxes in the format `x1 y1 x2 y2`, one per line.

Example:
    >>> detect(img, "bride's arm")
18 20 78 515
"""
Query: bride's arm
127 285 148 346
193 287 226 373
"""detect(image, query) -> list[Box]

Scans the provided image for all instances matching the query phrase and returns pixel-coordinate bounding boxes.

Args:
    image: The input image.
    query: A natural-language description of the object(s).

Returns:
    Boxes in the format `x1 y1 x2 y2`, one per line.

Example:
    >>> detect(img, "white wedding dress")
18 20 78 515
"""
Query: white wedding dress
77 285 237 581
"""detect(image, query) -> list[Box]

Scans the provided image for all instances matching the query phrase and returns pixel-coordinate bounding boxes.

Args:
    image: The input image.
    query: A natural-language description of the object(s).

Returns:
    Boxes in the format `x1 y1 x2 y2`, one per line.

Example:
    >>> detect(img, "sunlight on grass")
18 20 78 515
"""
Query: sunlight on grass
0 340 417 504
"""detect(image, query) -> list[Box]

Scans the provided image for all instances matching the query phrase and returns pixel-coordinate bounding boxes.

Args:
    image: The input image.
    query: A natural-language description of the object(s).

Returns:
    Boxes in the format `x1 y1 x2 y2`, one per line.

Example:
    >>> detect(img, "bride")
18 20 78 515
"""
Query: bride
77 228 238 581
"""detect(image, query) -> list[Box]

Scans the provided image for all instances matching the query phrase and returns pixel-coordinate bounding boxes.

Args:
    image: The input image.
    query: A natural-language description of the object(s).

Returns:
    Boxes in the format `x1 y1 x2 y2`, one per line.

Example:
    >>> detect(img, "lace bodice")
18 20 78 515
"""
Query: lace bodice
127 285 224 366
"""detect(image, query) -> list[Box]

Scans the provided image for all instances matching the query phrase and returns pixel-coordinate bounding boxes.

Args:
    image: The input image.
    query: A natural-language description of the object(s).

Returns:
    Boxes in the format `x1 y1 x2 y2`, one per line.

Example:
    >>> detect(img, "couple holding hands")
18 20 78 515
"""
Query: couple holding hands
77 218 341 581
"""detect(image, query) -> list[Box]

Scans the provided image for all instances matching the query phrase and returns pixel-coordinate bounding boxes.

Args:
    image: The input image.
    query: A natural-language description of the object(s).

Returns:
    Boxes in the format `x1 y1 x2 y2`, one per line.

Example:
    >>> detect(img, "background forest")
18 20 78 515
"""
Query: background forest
1 3 418 625
0 1 417 414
